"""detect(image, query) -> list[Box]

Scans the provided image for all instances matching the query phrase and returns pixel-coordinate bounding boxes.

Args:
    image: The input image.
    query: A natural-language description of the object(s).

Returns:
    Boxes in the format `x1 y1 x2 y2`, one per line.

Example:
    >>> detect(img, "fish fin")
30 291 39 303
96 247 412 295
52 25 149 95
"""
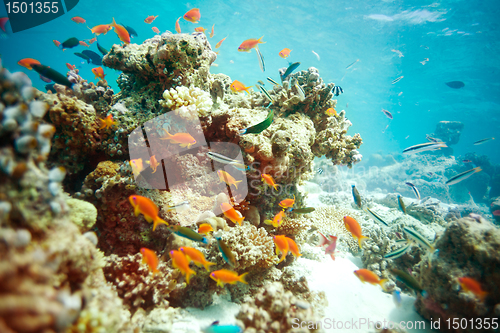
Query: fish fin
152 217 168 231
233 180 242 189
237 216 244 226
239 272 249 284
379 279 389 292
238 128 247 135
358 236 369 249
203 261 216 271
317 232 328 246
345 223 351 232
264 219 274 226
161 128 172 140
134 206 140 217
330 253 335 261
258 35 266 44
273 184 279 191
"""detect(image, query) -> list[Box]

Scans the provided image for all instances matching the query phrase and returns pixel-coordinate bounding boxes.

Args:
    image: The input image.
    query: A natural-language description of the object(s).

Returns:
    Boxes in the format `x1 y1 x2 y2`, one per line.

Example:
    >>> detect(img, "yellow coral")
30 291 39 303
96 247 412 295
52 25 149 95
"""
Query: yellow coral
160 86 213 119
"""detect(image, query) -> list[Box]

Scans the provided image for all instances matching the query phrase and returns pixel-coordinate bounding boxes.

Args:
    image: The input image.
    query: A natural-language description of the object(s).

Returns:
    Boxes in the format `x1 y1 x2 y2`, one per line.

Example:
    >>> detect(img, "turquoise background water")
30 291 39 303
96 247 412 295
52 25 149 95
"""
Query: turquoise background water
1 0 498 164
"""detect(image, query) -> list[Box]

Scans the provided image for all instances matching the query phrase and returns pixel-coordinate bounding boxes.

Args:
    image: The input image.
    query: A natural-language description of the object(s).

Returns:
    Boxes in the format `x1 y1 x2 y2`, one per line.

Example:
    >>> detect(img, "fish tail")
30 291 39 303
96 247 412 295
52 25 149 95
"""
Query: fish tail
317 232 328 247
185 268 196 284
161 128 173 140
379 279 388 292
239 272 249 284
258 35 266 44
475 166 482 173
358 235 369 249
238 128 247 135
264 219 274 227
237 216 244 226
152 217 169 231
203 261 216 271
330 253 335 261
234 180 242 189
111 17 117 27
273 184 279 191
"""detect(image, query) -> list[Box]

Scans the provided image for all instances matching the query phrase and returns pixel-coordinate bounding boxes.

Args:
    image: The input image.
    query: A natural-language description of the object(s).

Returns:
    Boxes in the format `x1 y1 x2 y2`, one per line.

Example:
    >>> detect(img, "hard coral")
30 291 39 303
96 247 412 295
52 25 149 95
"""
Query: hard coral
160 85 213 119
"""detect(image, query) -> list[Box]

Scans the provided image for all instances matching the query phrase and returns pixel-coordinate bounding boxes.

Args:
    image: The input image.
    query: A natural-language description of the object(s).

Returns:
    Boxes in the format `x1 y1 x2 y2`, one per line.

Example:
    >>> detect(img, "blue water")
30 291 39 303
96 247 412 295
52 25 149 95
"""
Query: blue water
1 0 499 163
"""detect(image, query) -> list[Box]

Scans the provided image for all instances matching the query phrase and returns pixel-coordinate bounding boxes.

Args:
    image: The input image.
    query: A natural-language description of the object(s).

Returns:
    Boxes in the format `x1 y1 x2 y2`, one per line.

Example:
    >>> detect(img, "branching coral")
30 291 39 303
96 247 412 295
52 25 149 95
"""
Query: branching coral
160 85 213 119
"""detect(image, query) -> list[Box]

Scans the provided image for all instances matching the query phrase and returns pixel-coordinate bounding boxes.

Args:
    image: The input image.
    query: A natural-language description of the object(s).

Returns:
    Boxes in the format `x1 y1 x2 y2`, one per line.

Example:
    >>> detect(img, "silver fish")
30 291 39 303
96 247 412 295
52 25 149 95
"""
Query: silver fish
206 151 250 171
267 77 279 86
403 227 434 252
397 195 406 214
352 185 362 208
255 47 265 72
345 59 359 70
365 207 389 226
473 137 495 145
445 167 482 185
405 182 421 200
258 85 274 103
392 76 404 84
166 201 190 212
295 83 305 101
402 142 447 154
384 243 411 259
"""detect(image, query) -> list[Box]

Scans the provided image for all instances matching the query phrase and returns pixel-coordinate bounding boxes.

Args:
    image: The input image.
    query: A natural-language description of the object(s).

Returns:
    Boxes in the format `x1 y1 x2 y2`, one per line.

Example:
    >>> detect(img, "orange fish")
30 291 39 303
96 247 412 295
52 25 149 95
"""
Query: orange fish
129 158 145 176
264 210 285 228
194 27 207 33
169 250 196 284
354 269 388 291
279 48 292 58
88 37 97 44
161 129 196 148
230 80 252 94
343 216 369 248
79 41 89 47
262 174 278 190
274 235 289 263
0 17 9 33
183 8 200 23
215 36 227 49
209 24 215 38
180 247 215 271
53 40 61 48
152 27 160 34
110 18 130 44
217 170 242 189
458 277 488 300
89 24 113 35
210 269 248 287
197 223 214 235
238 36 265 52
146 155 160 173
17 58 40 70
92 67 106 80
140 248 159 275
279 195 295 209
220 202 244 226
175 17 181 33
326 108 337 116
286 237 302 258
144 15 158 24
71 16 86 24
129 195 169 231
66 63 76 71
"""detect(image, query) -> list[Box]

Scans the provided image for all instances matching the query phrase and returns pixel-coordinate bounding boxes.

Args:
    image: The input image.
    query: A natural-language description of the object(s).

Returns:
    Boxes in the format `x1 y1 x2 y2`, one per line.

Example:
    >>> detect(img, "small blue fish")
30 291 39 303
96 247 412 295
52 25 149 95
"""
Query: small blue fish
393 290 402 307
317 168 323 174
202 321 242 333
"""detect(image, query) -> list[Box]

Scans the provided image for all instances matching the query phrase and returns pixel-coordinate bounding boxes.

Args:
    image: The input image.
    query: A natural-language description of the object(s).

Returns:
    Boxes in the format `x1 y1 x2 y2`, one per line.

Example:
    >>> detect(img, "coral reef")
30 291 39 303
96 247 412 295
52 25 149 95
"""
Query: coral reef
431 120 464 145
160 85 213 119
414 216 500 331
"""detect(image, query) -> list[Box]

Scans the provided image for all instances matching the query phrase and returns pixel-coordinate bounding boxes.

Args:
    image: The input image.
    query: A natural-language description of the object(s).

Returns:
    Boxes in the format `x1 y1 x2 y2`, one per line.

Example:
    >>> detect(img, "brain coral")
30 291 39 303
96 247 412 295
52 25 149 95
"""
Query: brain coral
160 86 213 119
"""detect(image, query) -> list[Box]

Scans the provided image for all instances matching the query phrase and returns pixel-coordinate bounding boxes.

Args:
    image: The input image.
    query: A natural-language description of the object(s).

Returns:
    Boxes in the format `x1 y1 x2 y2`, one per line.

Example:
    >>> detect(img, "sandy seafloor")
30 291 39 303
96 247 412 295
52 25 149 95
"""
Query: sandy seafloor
168 189 437 333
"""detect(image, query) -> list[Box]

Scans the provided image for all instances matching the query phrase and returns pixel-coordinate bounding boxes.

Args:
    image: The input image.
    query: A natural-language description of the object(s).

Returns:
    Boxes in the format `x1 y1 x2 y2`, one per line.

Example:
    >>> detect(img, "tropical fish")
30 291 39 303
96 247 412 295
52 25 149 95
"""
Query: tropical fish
258 85 274 103
144 15 158 24
202 321 242 333
71 16 86 24
165 201 190 213
220 202 244 226
343 216 369 248
420 58 429 65
264 210 285 228
312 50 320 61
345 59 359 70
110 18 130 44
351 185 362 208
53 40 61 48
87 37 97 44
239 109 274 135
255 48 265 72
209 24 215 38
280 62 300 81
215 36 227 49
216 237 236 266
492 210 500 216
402 142 447 154
286 237 302 258
326 108 337 116
267 77 279 86
197 223 214 235
393 290 402 307
121 24 138 38
206 152 250 172
152 27 160 34
169 250 196 284
279 195 295 209
0 17 9 32
391 49 404 57
458 277 488 300
445 81 464 89
392 76 404 84
230 80 252 94
324 235 337 260
60 37 80 49
210 269 248 287
238 36 265 52
317 168 323 174
146 155 160 173
169 225 208 243
389 268 425 295
161 130 196 148
80 50 103 65
332 86 343 96
397 195 406 214
184 8 201 23
31 64 74 88
295 83 305 101
97 42 108 56
39 74 52 83
473 137 494 145
128 195 168 231
445 167 482 186
217 170 242 189
129 158 144 176
384 243 411 259
194 27 207 33
140 248 159 275
99 114 115 129
92 67 106 80
273 235 289 263
354 269 388 291
279 48 291 58
381 109 393 119
79 41 89 47
175 17 181 33
365 208 389 226
180 247 215 271
261 173 278 190
403 227 434 252
405 182 420 200
74 52 90 63
17 58 40 70
288 207 315 214
89 24 113 35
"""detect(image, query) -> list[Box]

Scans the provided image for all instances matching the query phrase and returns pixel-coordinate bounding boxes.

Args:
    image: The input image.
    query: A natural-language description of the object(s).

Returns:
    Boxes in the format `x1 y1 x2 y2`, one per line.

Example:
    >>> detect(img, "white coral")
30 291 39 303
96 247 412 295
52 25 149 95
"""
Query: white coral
160 86 213 119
